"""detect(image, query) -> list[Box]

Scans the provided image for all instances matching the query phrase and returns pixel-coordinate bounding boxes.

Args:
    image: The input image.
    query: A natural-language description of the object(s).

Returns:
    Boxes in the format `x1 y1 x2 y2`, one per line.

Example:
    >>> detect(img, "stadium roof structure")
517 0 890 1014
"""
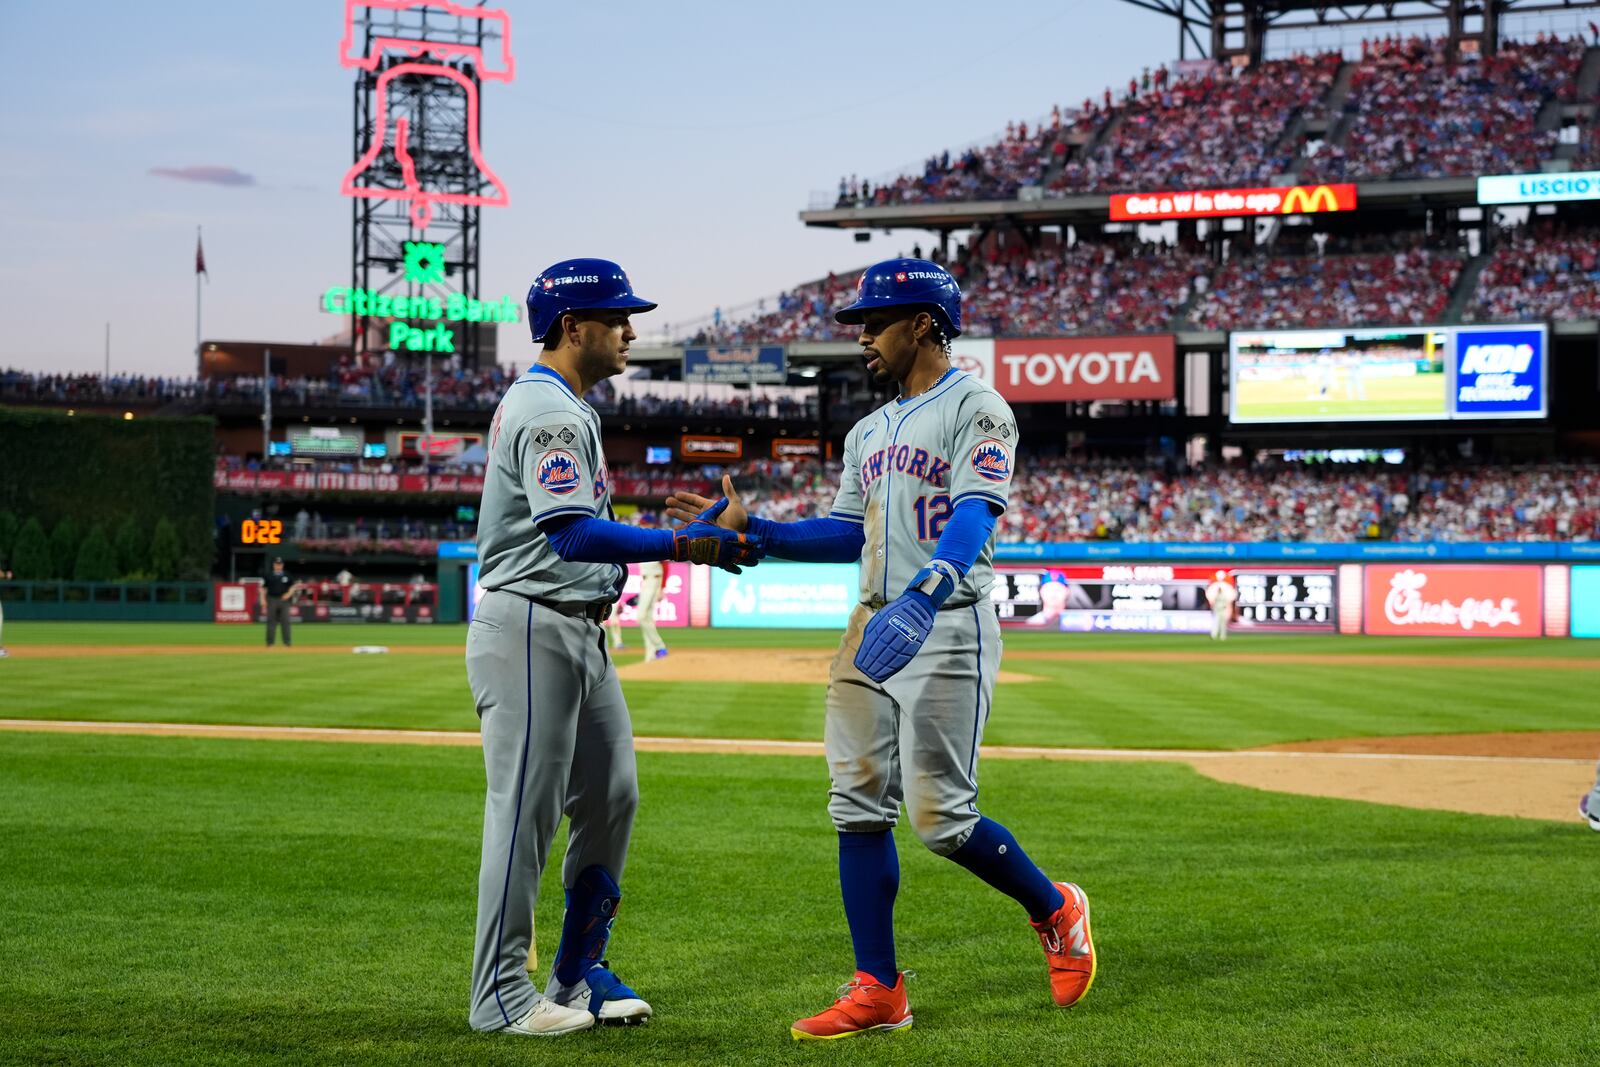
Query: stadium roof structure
1122 0 1600 64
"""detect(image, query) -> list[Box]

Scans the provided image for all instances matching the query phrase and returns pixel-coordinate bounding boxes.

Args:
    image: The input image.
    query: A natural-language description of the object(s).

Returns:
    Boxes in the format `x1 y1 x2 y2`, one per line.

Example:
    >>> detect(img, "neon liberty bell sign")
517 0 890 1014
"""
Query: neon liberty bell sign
339 0 514 228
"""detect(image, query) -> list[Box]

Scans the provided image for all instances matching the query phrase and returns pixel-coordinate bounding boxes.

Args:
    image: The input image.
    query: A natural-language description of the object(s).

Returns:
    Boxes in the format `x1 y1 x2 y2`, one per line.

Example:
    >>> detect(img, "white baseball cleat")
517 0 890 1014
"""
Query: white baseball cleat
505 998 596 1037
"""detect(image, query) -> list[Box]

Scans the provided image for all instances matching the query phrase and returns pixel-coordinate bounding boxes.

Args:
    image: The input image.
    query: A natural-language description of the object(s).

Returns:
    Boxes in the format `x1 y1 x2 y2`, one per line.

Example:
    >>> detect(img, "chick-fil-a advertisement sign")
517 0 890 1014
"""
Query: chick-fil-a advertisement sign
1363 564 1543 637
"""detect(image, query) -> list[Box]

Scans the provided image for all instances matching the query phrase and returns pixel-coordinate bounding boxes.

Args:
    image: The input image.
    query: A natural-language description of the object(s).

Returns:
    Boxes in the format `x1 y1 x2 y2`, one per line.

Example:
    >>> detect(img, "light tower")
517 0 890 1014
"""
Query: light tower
341 0 515 368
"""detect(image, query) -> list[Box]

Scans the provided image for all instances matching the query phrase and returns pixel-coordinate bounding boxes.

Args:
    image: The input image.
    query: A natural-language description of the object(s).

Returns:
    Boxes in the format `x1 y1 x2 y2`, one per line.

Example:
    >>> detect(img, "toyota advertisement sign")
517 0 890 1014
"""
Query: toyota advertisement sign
946 336 1176 402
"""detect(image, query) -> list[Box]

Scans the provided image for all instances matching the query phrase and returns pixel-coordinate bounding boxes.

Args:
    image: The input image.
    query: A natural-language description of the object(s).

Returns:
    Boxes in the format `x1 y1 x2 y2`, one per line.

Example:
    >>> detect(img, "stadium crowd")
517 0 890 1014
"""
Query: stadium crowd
1389 465 1600 541
0 366 817 420
210 452 1600 544
1051 52 1342 195
1189 242 1464 329
700 229 1483 342
830 35 1589 208
952 236 1209 336
1465 223 1600 323
598 457 1600 544
1303 35 1587 182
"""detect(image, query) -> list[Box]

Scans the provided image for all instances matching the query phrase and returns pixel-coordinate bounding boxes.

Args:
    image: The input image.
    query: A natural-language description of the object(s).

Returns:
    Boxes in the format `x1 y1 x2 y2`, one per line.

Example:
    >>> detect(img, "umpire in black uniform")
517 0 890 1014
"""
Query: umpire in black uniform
261 557 303 648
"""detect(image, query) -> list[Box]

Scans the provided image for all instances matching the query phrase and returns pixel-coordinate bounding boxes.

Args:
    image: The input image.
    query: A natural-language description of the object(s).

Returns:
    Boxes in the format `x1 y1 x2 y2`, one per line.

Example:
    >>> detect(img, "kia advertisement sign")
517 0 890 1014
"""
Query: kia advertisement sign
1451 325 1547 419
1363 565 1543 637
989 336 1176 402
1109 183 1356 221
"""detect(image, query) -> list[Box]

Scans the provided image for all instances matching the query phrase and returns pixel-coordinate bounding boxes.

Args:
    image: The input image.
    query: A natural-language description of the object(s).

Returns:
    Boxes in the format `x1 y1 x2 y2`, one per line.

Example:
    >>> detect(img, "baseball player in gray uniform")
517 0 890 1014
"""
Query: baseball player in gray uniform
667 259 1096 1040
469 258 762 1038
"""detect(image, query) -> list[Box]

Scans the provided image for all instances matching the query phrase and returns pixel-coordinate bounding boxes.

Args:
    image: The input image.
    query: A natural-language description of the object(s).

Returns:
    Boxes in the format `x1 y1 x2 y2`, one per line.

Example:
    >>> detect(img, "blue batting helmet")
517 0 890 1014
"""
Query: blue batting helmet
834 258 962 339
526 258 657 344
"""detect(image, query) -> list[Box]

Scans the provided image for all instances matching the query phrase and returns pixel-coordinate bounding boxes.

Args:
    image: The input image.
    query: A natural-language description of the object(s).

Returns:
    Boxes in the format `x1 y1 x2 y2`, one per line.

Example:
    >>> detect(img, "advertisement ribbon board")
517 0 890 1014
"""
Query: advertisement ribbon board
1110 183 1356 221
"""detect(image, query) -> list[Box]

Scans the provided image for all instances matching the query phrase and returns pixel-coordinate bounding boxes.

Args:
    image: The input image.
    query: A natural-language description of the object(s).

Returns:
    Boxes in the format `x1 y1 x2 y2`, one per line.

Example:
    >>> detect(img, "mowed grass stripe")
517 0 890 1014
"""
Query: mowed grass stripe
1 732 1596 1066
3 624 1594 749
9 622 1600 658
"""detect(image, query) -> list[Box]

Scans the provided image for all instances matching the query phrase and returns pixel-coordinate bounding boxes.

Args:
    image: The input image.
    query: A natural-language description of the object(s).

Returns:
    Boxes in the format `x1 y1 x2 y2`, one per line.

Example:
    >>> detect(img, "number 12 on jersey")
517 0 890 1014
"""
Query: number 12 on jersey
914 493 952 540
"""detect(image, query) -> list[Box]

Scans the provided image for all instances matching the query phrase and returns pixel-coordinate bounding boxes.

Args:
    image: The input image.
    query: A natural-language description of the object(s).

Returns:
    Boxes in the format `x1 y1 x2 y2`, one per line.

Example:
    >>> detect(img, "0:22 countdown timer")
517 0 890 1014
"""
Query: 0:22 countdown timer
239 519 284 546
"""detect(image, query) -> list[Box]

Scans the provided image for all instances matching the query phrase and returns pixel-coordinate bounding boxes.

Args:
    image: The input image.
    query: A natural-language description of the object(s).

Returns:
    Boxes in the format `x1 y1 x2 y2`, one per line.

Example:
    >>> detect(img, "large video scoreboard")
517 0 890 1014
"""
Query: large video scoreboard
993 565 1337 634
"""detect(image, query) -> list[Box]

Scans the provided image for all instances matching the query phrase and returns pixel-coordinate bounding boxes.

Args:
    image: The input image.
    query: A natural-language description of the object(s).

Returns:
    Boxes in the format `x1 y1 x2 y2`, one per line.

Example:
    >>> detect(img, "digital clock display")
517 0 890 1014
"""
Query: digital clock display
239 519 284 546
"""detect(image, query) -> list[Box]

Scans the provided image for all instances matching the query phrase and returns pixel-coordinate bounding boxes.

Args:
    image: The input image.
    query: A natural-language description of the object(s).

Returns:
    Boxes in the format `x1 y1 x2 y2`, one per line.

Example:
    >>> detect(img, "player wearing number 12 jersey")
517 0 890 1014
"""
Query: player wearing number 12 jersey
666 258 1096 1040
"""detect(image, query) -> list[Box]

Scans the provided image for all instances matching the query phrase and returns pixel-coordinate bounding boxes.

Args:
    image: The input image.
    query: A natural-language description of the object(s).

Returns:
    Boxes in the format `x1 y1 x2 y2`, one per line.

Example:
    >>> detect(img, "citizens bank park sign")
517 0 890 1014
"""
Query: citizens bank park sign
949 336 1176 402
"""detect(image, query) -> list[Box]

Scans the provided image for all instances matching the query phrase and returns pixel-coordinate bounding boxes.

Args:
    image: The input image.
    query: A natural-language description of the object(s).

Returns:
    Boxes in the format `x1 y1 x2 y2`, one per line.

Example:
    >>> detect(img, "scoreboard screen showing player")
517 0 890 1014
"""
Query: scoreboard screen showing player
1229 323 1547 424
992 565 1338 634
1230 327 1450 423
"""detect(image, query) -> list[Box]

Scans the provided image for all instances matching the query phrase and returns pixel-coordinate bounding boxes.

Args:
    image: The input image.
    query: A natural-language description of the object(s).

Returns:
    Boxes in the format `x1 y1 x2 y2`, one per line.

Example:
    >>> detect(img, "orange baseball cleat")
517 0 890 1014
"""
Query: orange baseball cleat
790 971 913 1041
1031 881 1097 1008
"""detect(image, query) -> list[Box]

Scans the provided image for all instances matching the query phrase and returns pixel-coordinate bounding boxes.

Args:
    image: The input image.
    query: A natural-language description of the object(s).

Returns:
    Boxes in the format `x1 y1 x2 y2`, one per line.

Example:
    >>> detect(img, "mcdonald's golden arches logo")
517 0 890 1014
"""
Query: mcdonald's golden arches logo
1280 184 1356 214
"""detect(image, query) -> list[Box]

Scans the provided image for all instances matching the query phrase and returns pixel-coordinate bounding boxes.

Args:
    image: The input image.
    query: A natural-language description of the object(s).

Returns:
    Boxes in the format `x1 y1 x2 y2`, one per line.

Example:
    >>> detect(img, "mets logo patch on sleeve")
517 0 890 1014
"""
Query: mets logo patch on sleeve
970 440 1012 482
536 450 583 495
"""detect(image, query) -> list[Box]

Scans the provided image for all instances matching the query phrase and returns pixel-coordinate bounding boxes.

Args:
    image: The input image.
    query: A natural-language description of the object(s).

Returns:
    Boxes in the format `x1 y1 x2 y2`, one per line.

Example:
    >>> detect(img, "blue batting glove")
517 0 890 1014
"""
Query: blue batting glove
853 562 960 683
855 590 936 683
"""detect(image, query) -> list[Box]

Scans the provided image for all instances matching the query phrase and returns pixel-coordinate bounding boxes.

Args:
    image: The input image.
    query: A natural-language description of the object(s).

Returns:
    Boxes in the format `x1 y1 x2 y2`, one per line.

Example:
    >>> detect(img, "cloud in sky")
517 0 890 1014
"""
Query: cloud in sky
148 165 257 188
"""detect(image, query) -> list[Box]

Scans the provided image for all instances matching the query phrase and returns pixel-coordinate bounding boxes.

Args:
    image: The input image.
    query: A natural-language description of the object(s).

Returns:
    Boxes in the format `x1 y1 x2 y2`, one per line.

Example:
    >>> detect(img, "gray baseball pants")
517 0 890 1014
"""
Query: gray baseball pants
465 589 638 1032
824 602 1002 856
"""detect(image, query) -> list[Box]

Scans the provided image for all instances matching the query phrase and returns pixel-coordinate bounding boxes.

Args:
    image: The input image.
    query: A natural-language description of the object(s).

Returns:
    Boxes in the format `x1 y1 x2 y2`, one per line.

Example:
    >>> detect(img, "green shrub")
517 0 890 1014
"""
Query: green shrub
74 525 119 582
113 517 149 580
0 510 17 566
149 518 181 582
11 518 52 580
49 518 81 581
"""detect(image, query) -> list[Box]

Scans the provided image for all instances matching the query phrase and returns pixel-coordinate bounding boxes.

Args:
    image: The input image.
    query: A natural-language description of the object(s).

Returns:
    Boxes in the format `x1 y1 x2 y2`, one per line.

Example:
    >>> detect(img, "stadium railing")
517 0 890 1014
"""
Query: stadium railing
0 580 212 621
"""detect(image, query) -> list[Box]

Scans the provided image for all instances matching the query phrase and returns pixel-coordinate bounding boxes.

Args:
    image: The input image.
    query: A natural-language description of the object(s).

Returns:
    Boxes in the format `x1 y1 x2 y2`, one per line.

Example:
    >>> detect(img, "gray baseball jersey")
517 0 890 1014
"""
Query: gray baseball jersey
822 366 1018 856
467 362 637 1031
829 368 1017 606
478 365 624 602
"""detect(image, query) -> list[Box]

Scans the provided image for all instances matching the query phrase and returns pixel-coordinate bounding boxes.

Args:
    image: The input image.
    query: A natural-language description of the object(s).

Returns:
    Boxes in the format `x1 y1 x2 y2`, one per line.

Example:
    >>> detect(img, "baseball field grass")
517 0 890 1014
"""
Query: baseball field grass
2 622 1598 1065
1233 371 1446 422
3 622 1597 748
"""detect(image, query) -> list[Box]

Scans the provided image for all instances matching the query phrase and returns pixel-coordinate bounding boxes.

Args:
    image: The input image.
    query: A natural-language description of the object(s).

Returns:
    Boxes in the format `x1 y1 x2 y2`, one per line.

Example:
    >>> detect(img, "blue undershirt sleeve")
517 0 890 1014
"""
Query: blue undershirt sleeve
929 498 999 578
744 514 864 564
539 513 675 564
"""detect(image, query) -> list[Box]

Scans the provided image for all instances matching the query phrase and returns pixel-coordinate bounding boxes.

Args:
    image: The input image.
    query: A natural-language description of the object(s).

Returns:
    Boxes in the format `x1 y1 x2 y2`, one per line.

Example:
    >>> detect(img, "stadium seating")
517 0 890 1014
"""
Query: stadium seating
1189 244 1465 329
833 53 1340 204
1464 224 1600 323
1302 36 1587 181
603 458 1599 544
1390 465 1600 541
828 36 1588 207
1050 52 1342 195
953 237 1209 337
